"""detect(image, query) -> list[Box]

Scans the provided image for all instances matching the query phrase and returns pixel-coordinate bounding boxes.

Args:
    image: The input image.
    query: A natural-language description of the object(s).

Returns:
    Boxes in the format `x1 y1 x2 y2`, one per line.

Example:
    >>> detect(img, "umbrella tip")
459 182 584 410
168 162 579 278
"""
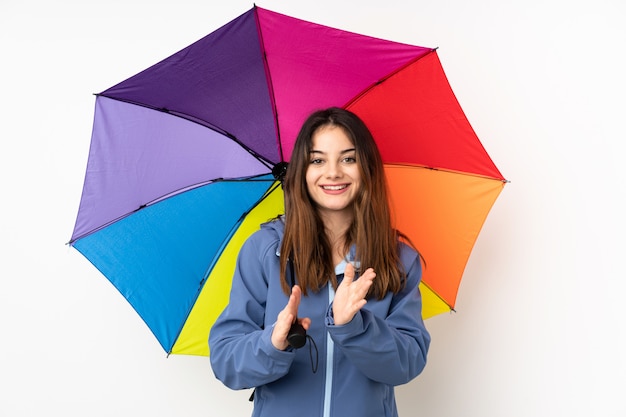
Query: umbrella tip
272 162 289 182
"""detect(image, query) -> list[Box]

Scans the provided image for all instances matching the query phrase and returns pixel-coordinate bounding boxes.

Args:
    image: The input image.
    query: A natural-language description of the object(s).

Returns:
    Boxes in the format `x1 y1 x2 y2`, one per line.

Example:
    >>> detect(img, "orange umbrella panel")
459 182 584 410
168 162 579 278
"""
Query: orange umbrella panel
386 165 505 318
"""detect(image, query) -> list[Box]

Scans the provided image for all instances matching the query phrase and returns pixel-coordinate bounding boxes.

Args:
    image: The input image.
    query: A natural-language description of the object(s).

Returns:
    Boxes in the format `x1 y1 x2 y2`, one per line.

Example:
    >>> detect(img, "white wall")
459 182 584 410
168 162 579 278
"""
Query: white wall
2 0 624 416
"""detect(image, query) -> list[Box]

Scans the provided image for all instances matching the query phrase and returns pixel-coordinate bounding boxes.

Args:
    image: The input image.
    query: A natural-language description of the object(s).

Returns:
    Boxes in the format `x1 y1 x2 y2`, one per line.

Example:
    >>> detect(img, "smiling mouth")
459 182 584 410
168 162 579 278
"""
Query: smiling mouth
322 184 348 191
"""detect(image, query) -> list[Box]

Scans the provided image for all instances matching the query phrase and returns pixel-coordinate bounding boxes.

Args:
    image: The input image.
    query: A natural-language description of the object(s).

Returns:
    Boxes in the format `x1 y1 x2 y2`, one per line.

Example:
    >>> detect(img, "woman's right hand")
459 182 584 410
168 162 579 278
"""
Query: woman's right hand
271 285 311 350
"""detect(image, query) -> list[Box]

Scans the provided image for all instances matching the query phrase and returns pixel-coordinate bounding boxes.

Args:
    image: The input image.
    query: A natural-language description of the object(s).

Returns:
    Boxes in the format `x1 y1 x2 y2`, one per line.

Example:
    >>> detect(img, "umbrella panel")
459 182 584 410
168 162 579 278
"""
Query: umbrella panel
385 165 505 317
348 51 503 180
74 176 277 353
71 97 270 242
174 183 284 356
99 9 279 164
257 7 432 159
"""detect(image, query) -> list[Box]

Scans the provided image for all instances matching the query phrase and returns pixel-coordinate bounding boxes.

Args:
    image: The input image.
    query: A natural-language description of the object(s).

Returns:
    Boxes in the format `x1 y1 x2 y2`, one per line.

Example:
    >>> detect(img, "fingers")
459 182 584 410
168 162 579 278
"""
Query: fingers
344 261 355 283
299 317 311 331
332 266 376 326
345 266 376 300
289 285 302 316
271 285 308 350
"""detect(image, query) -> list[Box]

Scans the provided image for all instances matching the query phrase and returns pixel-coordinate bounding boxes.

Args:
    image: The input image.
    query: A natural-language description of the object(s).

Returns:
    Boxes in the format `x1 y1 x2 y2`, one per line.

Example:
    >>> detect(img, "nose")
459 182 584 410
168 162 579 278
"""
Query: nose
324 160 341 178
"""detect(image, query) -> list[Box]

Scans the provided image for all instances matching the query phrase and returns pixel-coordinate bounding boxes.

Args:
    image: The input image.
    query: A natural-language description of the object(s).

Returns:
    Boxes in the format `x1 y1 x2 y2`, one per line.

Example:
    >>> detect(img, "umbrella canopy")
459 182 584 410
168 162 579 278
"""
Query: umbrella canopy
69 6 506 356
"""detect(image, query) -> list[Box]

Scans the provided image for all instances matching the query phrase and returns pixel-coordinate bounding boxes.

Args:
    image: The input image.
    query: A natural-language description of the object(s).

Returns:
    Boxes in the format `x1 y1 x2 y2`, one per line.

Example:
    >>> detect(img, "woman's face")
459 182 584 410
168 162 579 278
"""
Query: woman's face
305 125 362 218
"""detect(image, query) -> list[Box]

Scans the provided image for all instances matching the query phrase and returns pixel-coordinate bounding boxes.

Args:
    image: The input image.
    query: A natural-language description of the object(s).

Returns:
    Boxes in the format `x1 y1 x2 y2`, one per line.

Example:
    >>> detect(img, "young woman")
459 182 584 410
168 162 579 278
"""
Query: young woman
209 107 430 417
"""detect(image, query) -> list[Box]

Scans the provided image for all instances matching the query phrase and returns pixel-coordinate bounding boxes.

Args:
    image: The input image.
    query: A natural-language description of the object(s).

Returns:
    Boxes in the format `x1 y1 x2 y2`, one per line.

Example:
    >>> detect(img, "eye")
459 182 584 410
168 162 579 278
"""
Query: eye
342 155 357 163
310 158 323 165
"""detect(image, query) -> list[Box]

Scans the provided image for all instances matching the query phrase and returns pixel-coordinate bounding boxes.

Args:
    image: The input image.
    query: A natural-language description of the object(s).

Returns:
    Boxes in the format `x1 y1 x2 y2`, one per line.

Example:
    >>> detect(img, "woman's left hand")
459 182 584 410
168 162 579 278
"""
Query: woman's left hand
332 263 376 325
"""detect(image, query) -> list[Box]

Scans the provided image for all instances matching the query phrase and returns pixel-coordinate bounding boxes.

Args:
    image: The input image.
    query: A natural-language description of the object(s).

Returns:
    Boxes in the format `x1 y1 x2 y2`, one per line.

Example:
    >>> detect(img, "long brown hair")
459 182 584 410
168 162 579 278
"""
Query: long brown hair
280 107 406 299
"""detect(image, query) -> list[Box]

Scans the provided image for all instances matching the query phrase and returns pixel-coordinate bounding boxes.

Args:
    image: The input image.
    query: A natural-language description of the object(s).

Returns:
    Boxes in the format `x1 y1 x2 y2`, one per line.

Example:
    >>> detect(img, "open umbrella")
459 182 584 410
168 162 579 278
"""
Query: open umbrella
69 6 506 356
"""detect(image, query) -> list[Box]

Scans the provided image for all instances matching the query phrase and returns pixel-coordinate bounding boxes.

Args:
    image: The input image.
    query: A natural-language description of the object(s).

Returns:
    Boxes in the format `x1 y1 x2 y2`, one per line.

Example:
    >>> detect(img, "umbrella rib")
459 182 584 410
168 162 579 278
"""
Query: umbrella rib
145 175 277 207
196 179 282 288
421 279 455 312
67 174 276 245
399 233 454 313
385 163 508 183
253 6 284 162
96 94 276 170
343 48 438 109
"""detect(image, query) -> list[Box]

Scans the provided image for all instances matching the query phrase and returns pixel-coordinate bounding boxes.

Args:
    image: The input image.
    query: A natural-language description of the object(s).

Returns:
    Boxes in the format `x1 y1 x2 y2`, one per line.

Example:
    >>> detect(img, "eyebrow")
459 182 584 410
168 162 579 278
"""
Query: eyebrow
309 148 356 155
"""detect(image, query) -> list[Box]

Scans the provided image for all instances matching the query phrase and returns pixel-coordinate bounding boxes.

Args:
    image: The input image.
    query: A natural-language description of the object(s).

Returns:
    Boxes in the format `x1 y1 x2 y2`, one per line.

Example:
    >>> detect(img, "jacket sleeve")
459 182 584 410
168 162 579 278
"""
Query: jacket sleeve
209 233 295 390
325 248 430 386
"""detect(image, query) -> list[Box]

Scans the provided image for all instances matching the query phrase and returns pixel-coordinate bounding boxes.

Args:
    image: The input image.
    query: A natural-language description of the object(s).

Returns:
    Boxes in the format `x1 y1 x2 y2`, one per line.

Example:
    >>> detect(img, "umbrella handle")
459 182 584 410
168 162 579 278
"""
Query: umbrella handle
287 321 319 374
287 321 307 349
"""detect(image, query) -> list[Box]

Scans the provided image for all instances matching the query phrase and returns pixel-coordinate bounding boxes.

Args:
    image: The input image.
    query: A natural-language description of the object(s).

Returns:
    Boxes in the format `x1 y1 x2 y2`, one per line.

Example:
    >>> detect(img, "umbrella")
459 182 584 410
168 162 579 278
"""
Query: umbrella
69 6 506 356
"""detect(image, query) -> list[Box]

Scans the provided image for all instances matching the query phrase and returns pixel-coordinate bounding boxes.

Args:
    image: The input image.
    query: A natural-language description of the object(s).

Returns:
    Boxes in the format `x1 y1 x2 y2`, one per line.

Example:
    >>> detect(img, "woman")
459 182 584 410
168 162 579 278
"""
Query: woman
209 107 430 417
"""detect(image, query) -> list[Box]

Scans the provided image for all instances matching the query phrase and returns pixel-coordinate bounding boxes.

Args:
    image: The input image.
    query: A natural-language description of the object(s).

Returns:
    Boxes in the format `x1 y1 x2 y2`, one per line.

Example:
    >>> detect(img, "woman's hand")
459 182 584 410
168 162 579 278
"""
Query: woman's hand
271 285 311 350
332 263 376 325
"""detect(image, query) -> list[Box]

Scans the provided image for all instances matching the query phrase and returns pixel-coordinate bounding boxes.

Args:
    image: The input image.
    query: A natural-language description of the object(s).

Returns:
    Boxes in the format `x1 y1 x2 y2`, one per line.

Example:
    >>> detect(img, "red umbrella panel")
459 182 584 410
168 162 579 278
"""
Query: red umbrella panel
69 6 506 356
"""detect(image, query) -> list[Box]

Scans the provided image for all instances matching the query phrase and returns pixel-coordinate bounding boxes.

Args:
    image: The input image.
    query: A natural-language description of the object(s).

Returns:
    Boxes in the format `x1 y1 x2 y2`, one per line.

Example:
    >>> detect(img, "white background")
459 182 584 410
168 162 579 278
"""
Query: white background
2 0 624 416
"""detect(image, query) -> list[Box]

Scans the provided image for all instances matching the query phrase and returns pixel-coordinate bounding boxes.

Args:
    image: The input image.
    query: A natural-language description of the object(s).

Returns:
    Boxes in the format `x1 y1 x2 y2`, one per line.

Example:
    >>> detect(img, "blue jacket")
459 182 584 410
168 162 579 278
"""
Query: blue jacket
209 219 430 417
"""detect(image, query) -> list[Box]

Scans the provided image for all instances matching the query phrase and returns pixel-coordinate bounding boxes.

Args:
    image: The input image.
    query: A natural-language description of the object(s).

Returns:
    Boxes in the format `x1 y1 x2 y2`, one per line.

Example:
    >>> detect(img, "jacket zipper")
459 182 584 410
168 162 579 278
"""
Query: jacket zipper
323 283 335 417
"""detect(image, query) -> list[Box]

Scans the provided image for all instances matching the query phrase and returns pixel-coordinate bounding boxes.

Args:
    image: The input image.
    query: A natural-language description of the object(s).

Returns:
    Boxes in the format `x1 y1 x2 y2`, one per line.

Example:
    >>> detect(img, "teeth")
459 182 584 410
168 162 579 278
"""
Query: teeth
322 185 347 190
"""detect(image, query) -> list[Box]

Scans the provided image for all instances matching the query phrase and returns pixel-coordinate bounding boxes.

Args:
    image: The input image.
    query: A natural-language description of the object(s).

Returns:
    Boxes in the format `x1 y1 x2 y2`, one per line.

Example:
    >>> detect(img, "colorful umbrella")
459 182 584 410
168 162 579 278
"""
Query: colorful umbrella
69 6 506 356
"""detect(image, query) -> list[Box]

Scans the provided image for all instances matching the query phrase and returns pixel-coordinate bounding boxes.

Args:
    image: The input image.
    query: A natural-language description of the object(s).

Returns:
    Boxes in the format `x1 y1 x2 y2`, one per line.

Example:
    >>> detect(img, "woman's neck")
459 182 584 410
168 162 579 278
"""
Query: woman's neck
319 210 353 265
